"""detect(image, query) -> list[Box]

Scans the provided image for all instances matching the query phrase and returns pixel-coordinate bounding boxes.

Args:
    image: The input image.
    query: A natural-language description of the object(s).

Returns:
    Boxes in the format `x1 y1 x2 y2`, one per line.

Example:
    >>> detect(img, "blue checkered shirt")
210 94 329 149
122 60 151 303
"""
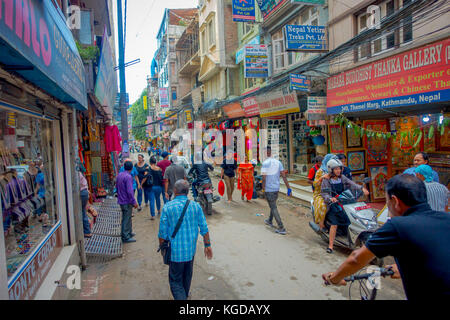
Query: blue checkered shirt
158 196 209 263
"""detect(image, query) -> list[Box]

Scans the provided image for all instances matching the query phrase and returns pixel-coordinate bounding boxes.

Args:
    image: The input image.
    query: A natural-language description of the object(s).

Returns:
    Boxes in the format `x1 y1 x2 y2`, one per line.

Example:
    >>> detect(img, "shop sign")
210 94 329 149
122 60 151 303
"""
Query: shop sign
290 74 311 92
284 25 327 51
233 0 256 22
143 96 148 110
257 0 288 19
327 38 450 114
242 96 260 117
291 0 325 5
244 44 269 78
307 96 326 120
185 110 192 122
0 0 87 109
236 35 260 64
95 27 118 113
8 224 63 300
159 88 170 108
257 90 300 118
223 102 246 119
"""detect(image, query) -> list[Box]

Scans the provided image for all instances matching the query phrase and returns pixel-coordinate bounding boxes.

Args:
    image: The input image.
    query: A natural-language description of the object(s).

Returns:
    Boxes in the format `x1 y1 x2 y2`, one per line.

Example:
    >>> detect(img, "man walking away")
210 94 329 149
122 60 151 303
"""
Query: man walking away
164 156 187 201
116 161 138 243
158 180 213 300
415 165 449 212
262 146 293 235
322 174 450 300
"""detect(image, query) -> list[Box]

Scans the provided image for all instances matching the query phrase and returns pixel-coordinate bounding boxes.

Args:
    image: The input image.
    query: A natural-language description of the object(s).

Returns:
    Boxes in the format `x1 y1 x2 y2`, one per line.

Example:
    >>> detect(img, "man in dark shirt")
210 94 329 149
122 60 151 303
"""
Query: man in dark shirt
337 154 352 180
164 156 187 201
322 174 450 299
189 152 214 199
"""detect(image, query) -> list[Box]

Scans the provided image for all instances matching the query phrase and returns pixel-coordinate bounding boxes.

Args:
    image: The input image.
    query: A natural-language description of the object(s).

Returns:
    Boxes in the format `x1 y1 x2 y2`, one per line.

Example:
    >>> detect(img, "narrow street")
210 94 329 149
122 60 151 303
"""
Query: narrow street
69 154 405 300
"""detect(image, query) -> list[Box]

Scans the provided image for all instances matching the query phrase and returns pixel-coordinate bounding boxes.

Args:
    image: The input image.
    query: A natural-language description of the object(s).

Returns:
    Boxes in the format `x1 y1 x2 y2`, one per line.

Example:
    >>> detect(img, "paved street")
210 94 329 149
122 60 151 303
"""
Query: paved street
69 154 406 300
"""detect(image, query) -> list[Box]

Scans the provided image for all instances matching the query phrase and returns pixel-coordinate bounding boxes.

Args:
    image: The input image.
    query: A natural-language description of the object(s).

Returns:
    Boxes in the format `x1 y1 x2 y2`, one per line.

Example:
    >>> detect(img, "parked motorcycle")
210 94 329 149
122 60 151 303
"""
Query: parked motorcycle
309 178 383 265
254 175 265 199
188 175 220 216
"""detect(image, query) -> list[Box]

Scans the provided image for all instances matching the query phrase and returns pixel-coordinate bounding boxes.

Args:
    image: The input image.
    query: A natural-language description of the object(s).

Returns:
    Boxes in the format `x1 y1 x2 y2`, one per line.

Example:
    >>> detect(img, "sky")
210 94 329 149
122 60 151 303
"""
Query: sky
112 0 199 105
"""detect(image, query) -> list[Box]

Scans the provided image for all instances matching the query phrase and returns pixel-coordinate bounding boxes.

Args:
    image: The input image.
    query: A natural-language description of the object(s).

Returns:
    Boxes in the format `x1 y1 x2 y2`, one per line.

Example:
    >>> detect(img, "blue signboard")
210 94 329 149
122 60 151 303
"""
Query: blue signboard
233 0 256 22
290 74 310 92
236 35 260 64
244 45 268 78
284 25 327 51
0 0 87 109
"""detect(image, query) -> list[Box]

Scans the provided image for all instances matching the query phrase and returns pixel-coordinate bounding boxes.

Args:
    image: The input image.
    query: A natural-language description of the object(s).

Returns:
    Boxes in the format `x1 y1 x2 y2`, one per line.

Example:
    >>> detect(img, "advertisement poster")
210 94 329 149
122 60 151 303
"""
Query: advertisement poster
306 96 326 120
236 36 260 64
159 88 170 108
257 0 288 19
244 45 269 78
290 74 311 91
284 25 327 51
327 38 450 114
233 0 256 22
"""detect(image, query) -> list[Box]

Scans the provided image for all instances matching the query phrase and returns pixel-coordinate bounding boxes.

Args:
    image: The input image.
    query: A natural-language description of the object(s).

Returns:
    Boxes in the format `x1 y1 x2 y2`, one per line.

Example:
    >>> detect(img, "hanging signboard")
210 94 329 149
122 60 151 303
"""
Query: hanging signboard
143 96 148 110
236 36 260 64
244 45 269 78
185 110 192 122
159 88 169 108
223 102 246 119
257 90 300 118
327 38 450 114
307 96 327 120
291 0 325 5
290 74 311 92
232 0 256 22
284 25 327 51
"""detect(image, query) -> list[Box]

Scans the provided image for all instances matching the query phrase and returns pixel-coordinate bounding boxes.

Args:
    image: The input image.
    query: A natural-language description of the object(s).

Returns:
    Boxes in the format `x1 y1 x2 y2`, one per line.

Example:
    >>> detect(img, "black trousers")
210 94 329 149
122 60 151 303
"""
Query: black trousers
169 259 194 300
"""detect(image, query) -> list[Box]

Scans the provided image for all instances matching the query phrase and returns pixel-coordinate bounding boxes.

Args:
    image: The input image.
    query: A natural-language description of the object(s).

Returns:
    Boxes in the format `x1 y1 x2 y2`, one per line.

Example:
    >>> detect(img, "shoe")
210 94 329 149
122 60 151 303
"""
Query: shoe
264 219 274 228
138 207 142 211
150 216 155 220
326 248 333 254
275 228 286 235
123 238 136 243
131 233 136 237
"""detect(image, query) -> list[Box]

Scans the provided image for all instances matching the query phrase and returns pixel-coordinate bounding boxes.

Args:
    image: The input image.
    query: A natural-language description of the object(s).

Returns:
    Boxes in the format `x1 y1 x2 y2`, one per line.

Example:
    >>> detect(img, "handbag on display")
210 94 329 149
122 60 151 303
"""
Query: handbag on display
157 200 190 265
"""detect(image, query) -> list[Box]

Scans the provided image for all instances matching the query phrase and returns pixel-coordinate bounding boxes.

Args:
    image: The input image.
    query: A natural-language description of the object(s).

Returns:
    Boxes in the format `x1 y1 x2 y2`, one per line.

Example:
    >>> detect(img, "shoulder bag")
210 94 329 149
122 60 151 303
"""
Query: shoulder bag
158 200 190 265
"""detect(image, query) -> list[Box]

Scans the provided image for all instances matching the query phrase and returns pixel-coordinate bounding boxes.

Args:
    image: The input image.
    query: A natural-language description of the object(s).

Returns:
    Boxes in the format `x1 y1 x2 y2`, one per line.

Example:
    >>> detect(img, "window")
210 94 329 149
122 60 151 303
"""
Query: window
402 0 413 43
208 19 215 47
201 29 206 54
172 87 177 101
242 23 252 36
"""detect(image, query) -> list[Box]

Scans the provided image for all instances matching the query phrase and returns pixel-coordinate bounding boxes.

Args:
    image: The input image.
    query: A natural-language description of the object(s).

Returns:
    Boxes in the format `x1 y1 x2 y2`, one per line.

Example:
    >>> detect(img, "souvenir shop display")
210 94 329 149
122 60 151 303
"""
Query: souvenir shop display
363 120 389 164
291 113 316 177
264 117 288 170
328 125 345 154
347 150 366 172
369 166 389 201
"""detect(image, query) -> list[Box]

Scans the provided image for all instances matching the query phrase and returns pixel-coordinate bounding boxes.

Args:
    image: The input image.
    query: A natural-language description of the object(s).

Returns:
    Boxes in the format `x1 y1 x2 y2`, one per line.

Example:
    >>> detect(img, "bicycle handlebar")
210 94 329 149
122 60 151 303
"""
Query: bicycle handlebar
344 268 394 282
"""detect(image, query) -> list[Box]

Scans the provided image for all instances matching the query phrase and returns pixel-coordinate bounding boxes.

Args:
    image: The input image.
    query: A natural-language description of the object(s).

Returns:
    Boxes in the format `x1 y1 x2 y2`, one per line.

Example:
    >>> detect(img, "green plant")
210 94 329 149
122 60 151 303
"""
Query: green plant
76 41 100 62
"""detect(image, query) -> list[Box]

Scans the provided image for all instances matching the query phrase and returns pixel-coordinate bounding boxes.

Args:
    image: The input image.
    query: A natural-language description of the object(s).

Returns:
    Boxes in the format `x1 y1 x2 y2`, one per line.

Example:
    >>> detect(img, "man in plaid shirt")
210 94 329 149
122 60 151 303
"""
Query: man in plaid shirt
158 180 213 300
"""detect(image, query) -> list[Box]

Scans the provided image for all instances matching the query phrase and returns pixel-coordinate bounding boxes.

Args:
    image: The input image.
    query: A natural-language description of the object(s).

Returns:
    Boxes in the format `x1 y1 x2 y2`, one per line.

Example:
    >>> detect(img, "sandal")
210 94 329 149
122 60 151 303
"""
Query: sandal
326 248 333 254
84 233 93 238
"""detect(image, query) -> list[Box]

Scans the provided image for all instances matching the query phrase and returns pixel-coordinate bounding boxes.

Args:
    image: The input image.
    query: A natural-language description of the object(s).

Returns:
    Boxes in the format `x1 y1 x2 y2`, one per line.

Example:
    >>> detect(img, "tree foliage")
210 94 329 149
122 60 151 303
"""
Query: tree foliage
130 89 148 141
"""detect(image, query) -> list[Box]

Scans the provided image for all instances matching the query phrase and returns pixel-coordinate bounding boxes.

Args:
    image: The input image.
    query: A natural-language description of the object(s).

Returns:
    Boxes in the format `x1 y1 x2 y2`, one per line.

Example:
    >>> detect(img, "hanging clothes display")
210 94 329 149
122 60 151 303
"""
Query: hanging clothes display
104 125 122 153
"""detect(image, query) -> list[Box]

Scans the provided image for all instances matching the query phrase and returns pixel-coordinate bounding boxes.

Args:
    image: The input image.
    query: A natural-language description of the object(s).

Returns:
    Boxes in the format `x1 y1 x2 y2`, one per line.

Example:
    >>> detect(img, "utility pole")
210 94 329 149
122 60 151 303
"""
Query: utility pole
117 0 129 157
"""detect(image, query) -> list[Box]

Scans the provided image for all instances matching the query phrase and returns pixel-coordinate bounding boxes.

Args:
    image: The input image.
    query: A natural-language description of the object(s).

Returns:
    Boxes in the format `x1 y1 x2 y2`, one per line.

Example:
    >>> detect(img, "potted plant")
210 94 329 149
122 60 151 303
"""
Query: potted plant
309 127 325 145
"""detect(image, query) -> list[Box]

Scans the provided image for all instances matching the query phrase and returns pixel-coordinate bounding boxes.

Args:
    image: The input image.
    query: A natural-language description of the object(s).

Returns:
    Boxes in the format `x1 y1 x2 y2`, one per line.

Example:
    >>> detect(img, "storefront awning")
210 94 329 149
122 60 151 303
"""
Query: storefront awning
0 0 87 110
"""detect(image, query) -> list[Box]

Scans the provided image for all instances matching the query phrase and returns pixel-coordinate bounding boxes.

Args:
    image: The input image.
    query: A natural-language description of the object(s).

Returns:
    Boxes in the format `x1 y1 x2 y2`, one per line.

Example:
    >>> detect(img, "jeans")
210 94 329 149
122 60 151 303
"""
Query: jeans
169 259 194 300
137 187 152 207
149 185 163 217
120 204 133 241
265 192 284 229
80 189 91 234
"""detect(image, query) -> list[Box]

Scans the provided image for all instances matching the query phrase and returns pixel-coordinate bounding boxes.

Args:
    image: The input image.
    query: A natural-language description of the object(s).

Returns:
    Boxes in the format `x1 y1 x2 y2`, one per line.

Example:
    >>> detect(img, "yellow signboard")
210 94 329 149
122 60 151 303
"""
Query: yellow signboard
143 96 148 110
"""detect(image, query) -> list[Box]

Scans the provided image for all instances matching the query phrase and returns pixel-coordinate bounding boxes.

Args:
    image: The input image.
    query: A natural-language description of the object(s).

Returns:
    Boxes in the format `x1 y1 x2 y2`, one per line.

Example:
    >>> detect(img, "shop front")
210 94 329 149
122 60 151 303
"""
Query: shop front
327 38 450 203
0 0 88 299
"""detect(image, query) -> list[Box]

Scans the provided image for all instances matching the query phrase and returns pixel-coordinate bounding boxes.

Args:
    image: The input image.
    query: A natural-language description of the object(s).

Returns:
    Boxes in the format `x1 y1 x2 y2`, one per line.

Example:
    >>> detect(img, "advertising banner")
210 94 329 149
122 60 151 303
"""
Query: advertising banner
291 0 325 5
257 90 300 118
223 102 246 119
242 96 260 117
327 38 450 114
284 25 327 51
244 45 269 78
185 110 192 122
0 0 87 109
290 74 311 91
95 27 118 114
159 88 170 108
143 96 148 110
233 0 256 22
257 0 288 19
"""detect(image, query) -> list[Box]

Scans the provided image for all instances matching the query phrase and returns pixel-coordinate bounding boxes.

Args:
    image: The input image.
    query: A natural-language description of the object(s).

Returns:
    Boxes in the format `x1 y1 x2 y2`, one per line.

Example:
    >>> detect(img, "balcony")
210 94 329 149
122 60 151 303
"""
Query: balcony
176 18 200 75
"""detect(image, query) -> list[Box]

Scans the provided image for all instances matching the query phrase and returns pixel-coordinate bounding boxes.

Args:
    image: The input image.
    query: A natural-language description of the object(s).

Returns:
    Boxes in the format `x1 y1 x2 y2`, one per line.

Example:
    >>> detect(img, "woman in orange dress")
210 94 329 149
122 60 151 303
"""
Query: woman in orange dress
237 156 255 202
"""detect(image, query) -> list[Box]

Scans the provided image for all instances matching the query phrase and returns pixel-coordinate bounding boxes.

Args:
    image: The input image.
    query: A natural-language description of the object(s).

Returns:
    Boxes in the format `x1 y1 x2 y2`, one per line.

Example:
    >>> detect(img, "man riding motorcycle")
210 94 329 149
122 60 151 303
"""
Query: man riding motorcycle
189 153 214 200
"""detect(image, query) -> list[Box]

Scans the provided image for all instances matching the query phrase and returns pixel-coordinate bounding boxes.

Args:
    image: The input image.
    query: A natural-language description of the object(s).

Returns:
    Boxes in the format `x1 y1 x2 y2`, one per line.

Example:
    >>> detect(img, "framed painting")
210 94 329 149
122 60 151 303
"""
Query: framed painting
328 124 344 154
363 120 389 164
369 166 389 201
346 126 362 148
347 150 366 172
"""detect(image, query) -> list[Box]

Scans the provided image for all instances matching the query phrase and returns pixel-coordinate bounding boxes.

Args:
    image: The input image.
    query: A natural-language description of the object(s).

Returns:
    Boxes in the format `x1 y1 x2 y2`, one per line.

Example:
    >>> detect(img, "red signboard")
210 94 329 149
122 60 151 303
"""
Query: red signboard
8 224 63 300
242 97 260 117
223 102 246 119
327 38 450 114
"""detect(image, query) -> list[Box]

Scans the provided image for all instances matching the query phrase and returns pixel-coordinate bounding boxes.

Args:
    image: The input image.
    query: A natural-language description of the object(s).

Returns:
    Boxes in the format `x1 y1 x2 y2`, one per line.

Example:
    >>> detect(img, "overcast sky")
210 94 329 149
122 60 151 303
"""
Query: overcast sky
112 0 199 105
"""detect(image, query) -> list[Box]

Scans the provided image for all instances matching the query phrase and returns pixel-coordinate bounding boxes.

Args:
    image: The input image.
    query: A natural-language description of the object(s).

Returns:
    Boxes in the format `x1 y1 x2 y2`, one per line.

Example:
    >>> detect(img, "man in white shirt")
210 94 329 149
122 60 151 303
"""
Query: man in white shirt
262 146 293 235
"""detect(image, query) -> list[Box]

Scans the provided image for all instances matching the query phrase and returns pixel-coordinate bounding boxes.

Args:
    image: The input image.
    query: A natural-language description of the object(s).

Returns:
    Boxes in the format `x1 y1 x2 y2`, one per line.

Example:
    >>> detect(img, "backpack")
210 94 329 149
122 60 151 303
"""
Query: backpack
143 170 153 188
